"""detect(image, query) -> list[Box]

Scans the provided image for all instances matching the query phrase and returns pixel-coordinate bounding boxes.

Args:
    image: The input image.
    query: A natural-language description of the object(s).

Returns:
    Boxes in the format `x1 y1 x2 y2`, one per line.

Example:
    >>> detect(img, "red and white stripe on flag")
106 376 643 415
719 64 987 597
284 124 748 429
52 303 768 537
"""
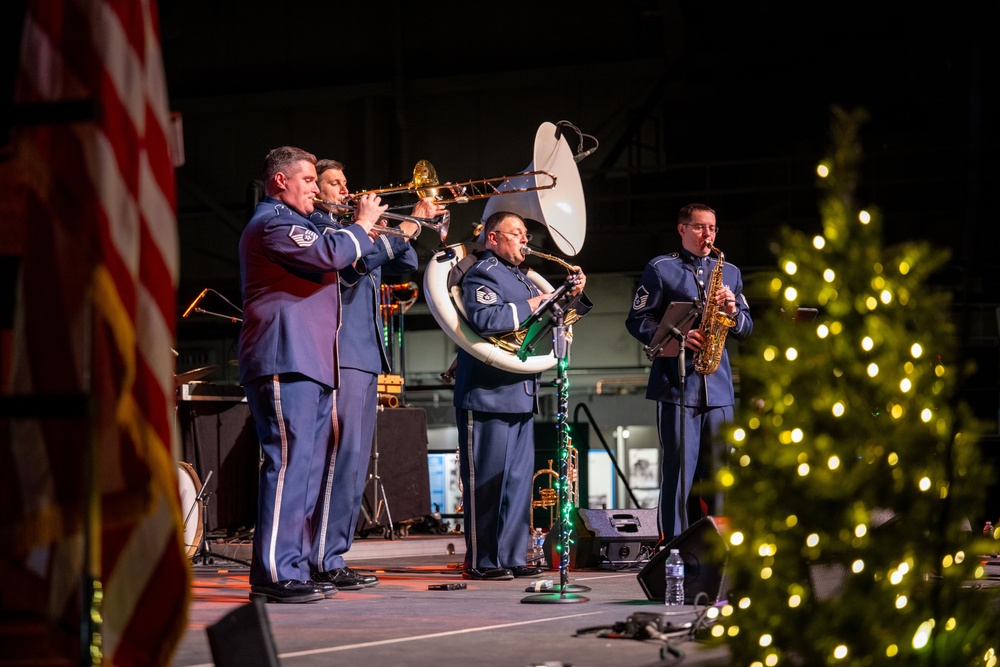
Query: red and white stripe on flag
11 0 189 664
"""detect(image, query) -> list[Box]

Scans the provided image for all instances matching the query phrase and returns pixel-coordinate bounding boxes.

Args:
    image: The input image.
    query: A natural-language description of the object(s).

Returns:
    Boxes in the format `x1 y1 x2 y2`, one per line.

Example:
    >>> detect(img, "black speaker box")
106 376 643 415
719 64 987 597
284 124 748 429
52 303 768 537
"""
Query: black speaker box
637 516 729 604
359 408 431 528
206 599 279 667
545 508 658 570
178 399 259 534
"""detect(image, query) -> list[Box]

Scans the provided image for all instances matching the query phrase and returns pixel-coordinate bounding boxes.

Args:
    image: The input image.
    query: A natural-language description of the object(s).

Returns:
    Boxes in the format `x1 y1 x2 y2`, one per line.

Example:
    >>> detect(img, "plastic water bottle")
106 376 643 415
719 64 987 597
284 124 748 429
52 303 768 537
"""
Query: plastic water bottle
532 528 545 564
664 548 685 606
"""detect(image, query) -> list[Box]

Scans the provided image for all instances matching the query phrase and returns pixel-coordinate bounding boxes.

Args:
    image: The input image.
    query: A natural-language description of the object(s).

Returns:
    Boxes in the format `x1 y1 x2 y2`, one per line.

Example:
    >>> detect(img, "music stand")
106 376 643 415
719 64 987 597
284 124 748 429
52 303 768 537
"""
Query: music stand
519 285 590 604
643 301 699 535
643 301 698 360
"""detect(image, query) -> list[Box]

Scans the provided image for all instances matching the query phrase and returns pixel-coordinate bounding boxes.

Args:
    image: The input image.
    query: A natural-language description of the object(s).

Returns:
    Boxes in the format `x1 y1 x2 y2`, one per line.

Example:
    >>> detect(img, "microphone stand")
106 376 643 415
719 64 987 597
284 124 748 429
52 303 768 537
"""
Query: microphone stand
676 337 690 535
644 304 700 536
191 307 242 323
520 280 590 605
181 288 244 323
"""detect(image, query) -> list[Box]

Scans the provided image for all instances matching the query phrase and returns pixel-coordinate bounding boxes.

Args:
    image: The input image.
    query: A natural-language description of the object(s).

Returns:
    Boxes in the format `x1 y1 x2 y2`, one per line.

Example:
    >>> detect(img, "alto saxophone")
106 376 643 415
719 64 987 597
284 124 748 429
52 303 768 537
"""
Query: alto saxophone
693 245 737 375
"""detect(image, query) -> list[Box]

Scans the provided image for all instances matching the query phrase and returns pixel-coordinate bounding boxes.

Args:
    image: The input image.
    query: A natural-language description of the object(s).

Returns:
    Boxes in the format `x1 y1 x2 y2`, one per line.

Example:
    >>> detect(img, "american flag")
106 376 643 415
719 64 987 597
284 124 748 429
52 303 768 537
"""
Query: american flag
6 0 189 664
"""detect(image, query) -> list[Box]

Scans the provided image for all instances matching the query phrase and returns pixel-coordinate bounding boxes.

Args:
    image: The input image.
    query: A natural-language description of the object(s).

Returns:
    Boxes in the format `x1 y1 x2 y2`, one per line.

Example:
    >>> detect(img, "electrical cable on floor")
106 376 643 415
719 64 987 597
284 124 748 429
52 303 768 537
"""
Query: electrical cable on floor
574 593 723 665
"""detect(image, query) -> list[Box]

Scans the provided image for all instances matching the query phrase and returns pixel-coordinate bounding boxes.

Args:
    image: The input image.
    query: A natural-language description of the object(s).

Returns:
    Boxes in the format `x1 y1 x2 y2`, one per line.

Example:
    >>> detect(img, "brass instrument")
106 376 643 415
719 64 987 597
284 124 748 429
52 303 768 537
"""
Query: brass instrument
423 121 588 374
693 245 737 375
312 199 451 243
487 246 582 354
530 444 579 532
349 159 557 209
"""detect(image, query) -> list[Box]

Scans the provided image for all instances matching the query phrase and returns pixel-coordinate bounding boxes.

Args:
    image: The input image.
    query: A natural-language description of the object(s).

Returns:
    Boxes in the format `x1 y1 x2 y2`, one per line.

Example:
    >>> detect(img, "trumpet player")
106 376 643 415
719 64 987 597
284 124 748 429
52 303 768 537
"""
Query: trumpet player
625 203 752 547
453 211 592 580
239 146 387 603
306 159 441 591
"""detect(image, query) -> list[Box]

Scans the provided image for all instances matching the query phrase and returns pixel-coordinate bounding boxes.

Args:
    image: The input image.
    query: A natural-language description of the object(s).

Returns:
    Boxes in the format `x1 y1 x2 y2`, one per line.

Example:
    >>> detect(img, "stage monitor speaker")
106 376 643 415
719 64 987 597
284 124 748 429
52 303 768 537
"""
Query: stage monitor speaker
544 508 658 570
206 599 279 667
637 516 729 604
359 407 431 529
177 398 259 534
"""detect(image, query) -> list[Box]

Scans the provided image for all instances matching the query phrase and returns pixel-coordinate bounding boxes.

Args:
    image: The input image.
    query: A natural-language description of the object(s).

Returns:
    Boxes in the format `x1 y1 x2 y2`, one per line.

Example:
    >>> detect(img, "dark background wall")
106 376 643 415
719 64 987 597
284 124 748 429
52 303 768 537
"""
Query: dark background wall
150 2 1000 414
4 3 998 513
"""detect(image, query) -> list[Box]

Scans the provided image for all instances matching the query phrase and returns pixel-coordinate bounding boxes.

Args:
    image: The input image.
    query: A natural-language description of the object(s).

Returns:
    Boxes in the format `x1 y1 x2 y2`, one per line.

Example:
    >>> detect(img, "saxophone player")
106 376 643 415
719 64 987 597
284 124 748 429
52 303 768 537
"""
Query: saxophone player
625 203 753 545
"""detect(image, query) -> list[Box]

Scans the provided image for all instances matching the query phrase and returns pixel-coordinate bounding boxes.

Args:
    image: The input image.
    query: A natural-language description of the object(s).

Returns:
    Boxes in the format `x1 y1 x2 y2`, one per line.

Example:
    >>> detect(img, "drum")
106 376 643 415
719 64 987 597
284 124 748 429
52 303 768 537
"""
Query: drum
177 461 204 558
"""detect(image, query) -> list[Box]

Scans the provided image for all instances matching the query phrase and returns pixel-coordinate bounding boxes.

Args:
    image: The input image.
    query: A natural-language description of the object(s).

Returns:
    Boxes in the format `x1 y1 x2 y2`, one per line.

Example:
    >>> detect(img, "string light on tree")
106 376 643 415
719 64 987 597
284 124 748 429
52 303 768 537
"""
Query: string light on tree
705 107 997 665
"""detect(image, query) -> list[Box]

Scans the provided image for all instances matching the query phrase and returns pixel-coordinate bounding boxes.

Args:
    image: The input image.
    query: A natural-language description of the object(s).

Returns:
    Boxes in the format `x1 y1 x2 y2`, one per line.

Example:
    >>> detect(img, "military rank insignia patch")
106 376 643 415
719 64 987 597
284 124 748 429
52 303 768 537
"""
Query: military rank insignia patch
632 285 649 310
475 286 498 305
289 225 317 247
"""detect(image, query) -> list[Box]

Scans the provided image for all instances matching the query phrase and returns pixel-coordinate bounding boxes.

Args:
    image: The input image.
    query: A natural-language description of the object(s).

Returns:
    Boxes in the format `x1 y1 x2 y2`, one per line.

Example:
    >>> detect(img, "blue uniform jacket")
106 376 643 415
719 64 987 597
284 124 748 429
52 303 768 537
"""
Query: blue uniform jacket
454 251 593 414
625 248 753 406
238 197 375 388
309 210 419 373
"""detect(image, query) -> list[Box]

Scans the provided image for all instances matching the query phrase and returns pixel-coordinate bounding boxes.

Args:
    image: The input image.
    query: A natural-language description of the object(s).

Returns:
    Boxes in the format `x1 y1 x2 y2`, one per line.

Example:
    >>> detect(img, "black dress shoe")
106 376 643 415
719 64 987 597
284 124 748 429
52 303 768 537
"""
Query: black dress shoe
508 565 544 578
313 567 379 590
306 579 339 598
462 567 514 581
249 580 324 604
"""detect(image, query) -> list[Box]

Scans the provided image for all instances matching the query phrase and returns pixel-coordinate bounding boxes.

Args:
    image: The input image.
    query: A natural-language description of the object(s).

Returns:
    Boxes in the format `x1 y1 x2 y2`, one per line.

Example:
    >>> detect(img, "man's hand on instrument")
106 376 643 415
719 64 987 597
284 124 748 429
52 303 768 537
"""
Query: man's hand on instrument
411 197 444 220
567 266 586 296
353 193 388 234
685 329 705 351
717 285 737 316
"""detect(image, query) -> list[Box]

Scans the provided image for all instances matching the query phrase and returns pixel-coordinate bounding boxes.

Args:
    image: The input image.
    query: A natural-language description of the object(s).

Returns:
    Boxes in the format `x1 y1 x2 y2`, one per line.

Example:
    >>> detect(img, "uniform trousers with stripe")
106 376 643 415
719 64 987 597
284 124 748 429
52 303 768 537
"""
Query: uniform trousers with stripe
313 368 378 571
656 402 732 542
457 409 534 570
244 373 333 586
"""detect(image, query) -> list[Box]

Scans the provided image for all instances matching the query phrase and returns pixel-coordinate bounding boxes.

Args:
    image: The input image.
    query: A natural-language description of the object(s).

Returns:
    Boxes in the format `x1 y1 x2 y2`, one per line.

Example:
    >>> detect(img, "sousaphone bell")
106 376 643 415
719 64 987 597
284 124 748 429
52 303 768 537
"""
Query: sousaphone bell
423 121 588 374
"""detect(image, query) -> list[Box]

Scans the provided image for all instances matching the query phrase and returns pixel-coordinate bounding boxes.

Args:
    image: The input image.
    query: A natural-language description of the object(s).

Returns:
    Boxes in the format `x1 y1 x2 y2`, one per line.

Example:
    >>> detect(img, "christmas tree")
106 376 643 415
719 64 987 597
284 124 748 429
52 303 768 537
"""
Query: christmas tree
709 107 999 666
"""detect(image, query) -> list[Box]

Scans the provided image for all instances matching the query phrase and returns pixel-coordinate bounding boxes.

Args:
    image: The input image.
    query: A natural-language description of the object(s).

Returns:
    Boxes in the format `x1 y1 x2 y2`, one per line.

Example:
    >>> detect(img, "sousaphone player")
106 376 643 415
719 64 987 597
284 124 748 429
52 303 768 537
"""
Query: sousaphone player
453 211 592 580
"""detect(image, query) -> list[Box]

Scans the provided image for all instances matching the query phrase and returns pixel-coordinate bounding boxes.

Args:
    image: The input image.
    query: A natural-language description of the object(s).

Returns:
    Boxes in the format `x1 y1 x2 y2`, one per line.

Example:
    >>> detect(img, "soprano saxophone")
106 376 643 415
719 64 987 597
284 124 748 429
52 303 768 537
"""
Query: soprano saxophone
693 245 737 375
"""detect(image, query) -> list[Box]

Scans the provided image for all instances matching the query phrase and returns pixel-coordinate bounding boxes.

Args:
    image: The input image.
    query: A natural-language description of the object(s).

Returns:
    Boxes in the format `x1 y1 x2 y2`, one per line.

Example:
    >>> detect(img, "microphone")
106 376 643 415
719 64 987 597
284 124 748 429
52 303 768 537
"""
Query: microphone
182 288 208 318
573 147 597 163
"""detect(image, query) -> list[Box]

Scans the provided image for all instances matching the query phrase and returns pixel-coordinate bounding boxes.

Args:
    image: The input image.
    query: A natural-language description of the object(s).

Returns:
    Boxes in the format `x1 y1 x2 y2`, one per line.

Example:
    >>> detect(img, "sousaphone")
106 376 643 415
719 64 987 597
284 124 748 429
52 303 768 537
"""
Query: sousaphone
423 121 587 374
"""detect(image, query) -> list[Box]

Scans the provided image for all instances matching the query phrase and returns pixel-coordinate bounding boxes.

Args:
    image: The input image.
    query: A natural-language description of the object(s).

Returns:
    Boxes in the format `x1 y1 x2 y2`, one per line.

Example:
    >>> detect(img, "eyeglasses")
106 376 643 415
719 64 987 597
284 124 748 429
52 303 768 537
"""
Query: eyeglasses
496 230 532 242
685 223 718 234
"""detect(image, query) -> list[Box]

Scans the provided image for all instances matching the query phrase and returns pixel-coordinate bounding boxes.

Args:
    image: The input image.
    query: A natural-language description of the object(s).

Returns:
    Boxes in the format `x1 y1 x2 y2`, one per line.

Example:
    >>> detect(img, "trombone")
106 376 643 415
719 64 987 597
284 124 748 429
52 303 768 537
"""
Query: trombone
349 159 558 210
312 198 451 243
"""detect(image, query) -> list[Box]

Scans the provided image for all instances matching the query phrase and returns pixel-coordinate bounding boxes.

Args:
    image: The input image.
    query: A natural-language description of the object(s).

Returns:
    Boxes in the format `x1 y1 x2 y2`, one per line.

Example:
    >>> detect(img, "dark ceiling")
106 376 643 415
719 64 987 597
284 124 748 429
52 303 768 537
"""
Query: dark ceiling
155 2 998 280
4 3 998 354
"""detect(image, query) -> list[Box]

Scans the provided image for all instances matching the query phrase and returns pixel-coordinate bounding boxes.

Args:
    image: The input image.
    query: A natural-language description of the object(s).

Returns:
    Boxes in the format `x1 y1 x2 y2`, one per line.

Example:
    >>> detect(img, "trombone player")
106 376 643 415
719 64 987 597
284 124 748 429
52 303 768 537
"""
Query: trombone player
453 211 592 580
308 159 442 590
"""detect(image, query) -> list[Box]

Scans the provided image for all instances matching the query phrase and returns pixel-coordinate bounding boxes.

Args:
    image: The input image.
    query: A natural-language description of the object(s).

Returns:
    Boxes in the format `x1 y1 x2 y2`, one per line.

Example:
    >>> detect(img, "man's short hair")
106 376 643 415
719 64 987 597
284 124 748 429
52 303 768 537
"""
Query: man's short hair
482 210 524 235
678 203 715 224
316 159 344 177
263 146 317 184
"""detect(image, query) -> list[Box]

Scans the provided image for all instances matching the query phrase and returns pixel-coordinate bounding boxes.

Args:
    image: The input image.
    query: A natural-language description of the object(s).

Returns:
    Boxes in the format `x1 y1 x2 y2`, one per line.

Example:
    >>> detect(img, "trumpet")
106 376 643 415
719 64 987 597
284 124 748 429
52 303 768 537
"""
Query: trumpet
312 198 451 243
531 444 578 533
348 160 557 210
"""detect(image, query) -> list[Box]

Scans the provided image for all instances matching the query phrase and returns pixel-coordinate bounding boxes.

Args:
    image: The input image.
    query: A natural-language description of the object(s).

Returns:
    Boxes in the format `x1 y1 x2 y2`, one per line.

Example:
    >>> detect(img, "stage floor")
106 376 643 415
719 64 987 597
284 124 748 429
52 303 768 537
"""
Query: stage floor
173 534 732 667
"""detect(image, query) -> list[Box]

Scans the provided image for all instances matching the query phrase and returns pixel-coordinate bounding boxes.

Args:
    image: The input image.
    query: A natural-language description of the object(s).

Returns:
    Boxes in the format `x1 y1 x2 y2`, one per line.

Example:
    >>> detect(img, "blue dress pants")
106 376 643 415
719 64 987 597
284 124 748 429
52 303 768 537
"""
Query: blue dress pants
457 409 534 570
244 374 332 585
